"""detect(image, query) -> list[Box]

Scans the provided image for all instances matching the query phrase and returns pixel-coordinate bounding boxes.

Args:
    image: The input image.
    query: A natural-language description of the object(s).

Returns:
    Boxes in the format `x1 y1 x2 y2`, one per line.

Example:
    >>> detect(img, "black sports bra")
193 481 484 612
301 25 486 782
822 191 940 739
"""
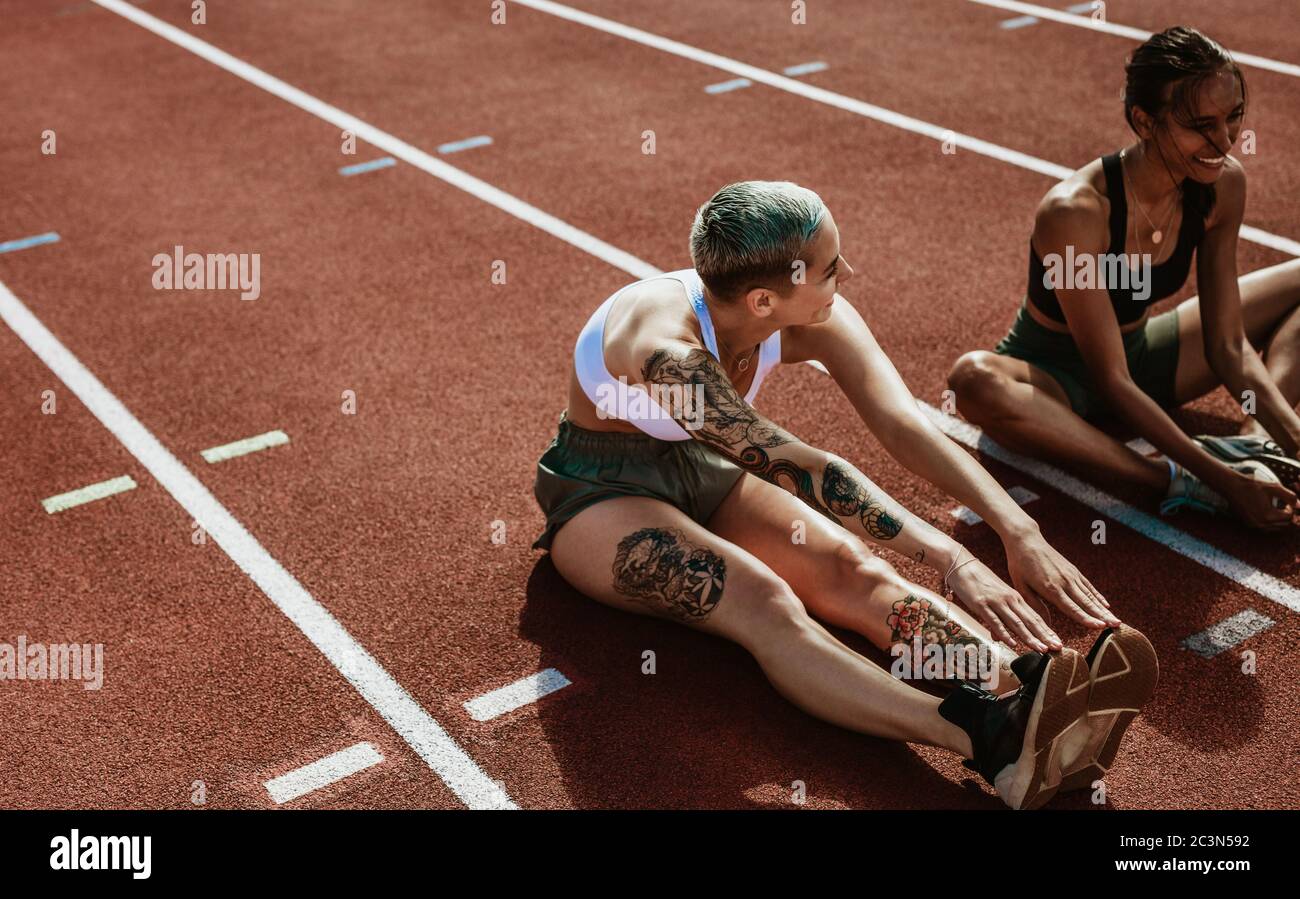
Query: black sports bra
1027 152 1204 326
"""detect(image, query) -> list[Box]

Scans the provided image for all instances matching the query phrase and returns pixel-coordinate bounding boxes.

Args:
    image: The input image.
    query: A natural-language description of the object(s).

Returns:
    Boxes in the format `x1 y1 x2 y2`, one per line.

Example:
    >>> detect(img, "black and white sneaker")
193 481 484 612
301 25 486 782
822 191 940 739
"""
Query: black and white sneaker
1194 434 1300 493
938 649 1090 810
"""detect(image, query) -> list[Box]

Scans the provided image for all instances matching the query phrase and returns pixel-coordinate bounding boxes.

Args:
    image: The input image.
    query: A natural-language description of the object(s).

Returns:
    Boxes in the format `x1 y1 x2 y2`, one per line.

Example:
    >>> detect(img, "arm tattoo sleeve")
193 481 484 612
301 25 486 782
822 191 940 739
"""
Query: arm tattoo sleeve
642 346 908 539
822 459 906 539
642 347 836 518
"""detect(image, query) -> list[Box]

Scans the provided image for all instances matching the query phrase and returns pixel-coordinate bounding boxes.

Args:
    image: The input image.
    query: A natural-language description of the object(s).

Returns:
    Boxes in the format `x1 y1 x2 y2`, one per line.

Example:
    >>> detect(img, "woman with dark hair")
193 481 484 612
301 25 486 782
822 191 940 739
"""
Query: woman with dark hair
949 26 1300 527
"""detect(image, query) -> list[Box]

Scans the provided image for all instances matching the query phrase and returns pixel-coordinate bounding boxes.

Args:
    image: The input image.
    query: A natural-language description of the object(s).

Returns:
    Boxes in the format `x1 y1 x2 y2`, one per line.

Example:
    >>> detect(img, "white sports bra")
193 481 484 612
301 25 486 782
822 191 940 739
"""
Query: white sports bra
574 269 781 441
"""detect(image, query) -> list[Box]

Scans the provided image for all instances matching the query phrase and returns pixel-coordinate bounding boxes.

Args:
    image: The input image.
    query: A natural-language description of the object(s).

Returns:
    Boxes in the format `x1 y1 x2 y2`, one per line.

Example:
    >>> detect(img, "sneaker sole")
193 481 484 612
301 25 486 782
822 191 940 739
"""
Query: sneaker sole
1195 436 1300 493
1058 625 1159 793
995 649 1090 810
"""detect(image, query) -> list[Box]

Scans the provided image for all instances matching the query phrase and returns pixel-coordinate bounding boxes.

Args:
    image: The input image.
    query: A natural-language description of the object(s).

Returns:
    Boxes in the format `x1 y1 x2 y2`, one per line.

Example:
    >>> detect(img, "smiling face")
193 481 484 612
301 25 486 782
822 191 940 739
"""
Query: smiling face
1137 67 1245 184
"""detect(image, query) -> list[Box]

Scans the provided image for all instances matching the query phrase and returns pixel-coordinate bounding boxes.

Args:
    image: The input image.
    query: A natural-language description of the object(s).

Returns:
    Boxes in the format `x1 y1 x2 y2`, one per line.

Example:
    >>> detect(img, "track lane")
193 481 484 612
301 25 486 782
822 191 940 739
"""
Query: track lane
3 0 1296 807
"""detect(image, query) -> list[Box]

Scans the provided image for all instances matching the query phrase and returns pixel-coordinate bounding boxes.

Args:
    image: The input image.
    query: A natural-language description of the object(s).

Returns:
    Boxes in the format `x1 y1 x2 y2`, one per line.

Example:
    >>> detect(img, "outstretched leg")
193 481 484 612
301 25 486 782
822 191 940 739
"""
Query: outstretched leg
549 495 974 754
707 472 1027 677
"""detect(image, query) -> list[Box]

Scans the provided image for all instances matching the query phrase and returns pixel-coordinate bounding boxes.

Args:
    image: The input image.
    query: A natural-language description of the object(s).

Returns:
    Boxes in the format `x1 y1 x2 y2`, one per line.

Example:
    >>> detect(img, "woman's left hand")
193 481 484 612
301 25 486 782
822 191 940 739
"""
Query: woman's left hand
1004 534 1120 630
946 554 1062 652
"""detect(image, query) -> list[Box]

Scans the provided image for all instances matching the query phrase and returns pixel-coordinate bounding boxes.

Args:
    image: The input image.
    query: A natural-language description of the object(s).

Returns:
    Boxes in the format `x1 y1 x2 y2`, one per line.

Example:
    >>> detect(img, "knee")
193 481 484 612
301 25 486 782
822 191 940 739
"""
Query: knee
830 539 904 602
947 351 1013 420
744 577 814 640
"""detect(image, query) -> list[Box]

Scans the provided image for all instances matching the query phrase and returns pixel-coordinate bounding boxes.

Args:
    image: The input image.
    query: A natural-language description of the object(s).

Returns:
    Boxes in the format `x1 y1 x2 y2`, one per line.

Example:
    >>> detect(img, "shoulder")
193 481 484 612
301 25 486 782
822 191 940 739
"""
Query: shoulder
1032 163 1110 255
603 277 706 379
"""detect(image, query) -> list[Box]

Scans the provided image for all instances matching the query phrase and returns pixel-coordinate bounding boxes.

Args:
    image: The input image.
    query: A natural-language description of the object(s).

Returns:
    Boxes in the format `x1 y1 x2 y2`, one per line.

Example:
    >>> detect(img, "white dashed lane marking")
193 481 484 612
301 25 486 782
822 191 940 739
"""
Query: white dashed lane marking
200 429 290 464
264 741 385 805
465 669 572 722
1181 610 1275 659
41 475 138 514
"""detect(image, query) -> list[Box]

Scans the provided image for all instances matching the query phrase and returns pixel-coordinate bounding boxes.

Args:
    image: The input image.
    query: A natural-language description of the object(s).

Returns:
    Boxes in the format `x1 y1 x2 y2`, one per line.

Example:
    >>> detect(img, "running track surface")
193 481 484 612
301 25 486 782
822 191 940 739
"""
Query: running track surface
2 0 1297 810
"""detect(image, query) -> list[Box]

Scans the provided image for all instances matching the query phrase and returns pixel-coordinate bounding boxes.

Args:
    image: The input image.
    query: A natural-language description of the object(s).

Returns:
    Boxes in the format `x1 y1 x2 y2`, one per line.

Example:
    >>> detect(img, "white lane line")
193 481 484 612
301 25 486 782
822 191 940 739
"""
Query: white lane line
0 279 513 810
967 0 1300 79
201 429 290 464
507 0 1299 258
920 401 1300 615
1181 609 1275 659
264 741 384 805
951 485 1038 525
41 474 138 514
88 0 658 282
87 0 1300 621
465 668 572 722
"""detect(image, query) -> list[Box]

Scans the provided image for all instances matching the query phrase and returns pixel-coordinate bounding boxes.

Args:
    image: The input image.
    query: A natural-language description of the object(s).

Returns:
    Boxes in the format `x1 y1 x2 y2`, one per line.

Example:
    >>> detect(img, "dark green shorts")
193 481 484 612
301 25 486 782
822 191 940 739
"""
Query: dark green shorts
531 411 745 552
993 300 1181 420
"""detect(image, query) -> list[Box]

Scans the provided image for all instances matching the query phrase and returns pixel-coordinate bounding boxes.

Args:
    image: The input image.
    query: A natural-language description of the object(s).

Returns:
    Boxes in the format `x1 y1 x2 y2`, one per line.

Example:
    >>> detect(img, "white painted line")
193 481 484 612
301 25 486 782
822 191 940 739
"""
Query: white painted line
1126 437 1158 456
201 429 289 464
88 0 659 282
920 402 1300 615
88 0 1300 623
951 485 1038 525
0 279 513 810
967 0 1300 79
264 741 384 805
465 668 572 722
1181 609 1275 658
506 0 1299 258
42 474 138 514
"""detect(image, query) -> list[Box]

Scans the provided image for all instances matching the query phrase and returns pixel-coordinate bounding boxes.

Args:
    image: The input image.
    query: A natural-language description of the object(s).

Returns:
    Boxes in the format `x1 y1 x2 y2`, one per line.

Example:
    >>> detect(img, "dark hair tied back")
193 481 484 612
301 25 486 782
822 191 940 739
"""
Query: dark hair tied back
1123 26 1247 219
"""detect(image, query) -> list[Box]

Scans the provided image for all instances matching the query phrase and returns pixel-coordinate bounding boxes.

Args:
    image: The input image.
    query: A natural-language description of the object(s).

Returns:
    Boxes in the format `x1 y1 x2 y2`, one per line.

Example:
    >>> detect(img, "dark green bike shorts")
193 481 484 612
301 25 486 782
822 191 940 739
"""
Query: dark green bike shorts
993 299 1181 420
531 411 744 552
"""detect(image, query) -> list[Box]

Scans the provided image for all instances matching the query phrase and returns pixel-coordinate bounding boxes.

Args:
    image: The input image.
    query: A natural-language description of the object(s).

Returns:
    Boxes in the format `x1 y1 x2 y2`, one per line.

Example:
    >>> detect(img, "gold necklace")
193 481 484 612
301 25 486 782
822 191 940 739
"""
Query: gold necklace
718 334 758 372
1120 147 1180 248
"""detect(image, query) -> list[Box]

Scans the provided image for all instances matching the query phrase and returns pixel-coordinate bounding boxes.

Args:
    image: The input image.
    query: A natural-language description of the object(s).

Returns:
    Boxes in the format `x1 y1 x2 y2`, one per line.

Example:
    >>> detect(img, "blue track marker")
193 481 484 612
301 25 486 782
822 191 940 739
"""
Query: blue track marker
704 78 752 94
782 61 828 77
437 135 493 154
339 157 396 176
0 232 60 254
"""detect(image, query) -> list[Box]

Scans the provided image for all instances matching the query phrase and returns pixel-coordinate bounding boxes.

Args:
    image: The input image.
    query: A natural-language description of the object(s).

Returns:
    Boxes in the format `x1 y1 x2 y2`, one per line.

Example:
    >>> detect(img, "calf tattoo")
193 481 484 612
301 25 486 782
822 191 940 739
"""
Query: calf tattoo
821 460 905 539
887 593 1012 674
613 527 727 622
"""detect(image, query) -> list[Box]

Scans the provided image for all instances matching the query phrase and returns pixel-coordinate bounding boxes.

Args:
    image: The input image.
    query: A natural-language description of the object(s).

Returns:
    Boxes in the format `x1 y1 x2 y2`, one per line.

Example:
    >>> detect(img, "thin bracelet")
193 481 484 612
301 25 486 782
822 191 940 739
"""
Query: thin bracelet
943 549 979 596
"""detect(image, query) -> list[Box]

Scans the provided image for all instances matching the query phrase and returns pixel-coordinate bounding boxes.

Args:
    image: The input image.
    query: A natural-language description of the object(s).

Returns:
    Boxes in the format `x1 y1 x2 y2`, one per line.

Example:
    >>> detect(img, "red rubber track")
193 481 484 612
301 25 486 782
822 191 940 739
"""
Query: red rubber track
1 0 1297 809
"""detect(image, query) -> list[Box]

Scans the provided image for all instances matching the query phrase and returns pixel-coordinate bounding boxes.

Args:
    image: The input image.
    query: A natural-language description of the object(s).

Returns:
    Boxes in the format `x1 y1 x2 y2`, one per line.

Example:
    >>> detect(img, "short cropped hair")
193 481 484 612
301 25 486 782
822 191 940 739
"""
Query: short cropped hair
689 181 827 302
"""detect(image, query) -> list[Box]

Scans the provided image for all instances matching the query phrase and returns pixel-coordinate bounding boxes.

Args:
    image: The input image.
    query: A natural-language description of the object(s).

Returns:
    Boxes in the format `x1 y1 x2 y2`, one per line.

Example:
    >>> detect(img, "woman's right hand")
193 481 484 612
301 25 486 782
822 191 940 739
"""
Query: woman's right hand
1222 470 1298 530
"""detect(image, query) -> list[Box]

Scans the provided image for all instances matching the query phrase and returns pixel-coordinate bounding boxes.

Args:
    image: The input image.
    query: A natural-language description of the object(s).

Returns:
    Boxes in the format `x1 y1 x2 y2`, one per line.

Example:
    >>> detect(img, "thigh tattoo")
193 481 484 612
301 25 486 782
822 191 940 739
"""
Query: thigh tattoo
612 527 727 622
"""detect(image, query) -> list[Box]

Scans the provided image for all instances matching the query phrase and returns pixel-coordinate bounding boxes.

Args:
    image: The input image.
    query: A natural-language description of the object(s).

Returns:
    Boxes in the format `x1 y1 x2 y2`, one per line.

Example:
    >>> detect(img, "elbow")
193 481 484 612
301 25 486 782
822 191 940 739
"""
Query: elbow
1094 371 1140 410
1207 346 1246 382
